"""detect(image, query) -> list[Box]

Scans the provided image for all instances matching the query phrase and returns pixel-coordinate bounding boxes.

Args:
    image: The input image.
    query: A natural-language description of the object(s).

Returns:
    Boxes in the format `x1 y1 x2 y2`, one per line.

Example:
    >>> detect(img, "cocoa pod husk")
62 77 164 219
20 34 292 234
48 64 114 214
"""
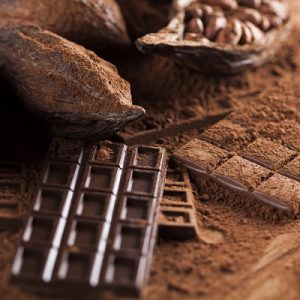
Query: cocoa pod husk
136 0 291 75
0 24 144 138
0 0 130 53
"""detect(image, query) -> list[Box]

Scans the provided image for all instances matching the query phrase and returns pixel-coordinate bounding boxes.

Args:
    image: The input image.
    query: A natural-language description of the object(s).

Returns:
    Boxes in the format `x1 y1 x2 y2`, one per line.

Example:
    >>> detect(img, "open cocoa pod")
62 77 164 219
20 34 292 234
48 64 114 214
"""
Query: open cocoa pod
136 0 292 75
0 0 130 53
0 24 144 138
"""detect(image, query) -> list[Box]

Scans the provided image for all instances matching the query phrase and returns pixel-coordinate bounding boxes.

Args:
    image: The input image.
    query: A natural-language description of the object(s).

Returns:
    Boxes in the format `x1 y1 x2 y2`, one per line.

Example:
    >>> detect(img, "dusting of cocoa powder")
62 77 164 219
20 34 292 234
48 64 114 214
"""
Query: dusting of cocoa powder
2 1 300 300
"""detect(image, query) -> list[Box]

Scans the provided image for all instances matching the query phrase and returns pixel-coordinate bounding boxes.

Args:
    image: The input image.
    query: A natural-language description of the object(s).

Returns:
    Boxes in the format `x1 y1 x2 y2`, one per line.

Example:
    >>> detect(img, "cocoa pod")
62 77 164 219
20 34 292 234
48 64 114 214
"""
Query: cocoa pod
0 24 144 138
216 18 243 45
0 0 130 53
204 14 228 40
237 0 262 8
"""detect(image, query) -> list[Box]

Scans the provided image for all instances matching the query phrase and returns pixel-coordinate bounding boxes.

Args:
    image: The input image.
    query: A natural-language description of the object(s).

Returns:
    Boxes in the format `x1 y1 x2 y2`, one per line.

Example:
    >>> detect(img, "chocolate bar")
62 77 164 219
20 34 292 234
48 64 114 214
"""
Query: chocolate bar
0 161 27 230
173 119 300 220
11 138 167 298
158 164 199 239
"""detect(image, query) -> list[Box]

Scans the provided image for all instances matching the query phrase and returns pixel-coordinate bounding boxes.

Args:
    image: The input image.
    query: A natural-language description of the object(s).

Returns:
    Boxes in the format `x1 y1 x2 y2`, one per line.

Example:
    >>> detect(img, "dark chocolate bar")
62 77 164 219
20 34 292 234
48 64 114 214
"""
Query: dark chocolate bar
158 164 199 240
173 124 300 219
0 161 27 230
11 139 167 298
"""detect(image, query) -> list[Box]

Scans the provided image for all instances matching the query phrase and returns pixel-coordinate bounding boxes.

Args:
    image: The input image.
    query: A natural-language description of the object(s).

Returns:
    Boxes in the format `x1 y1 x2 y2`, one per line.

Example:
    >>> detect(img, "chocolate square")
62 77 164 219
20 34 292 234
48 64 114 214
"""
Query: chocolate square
241 138 296 170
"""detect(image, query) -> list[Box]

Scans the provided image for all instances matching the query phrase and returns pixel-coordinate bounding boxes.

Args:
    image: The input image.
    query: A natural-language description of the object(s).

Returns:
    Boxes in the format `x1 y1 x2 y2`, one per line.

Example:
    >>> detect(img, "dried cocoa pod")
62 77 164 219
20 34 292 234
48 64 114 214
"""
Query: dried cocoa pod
0 24 144 138
136 0 291 75
216 18 242 45
0 0 130 53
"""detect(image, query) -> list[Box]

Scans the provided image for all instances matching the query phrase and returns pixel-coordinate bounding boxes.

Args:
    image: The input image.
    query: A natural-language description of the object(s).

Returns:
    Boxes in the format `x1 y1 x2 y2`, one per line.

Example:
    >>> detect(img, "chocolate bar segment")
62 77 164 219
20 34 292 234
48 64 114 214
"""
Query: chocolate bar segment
0 161 27 230
173 139 231 174
240 138 296 170
11 138 84 285
159 164 199 240
174 136 300 219
200 119 253 151
11 140 167 298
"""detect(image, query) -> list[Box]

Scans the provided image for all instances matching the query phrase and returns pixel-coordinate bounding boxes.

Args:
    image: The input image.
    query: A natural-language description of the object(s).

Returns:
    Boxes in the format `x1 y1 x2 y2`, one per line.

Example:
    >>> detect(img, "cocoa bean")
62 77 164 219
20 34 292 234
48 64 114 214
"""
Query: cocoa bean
204 14 228 40
216 18 243 45
0 0 130 53
260 15 271 31
184 32 206 42
240 21 253 44
233 7 262 26
245 21 264 41
268 15 283 29
185 3 214 21
261 0 289 21
200 0 238 11
237 0 262 8
186 18 204 34
0 24 144 138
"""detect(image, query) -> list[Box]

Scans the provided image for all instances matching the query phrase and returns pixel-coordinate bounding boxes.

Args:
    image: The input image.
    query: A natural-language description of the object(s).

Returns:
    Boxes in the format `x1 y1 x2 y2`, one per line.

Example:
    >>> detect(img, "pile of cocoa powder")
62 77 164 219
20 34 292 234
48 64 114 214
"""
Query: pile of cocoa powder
1 1 300 300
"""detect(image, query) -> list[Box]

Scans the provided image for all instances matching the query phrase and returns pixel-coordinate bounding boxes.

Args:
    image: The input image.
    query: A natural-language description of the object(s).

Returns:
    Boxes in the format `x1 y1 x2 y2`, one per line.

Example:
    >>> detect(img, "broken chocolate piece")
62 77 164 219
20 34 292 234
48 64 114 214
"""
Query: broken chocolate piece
136 0 291 74
0 25 144 138
0 0 130 53
11 139 167 298
159 164 199 240
174 135 300 219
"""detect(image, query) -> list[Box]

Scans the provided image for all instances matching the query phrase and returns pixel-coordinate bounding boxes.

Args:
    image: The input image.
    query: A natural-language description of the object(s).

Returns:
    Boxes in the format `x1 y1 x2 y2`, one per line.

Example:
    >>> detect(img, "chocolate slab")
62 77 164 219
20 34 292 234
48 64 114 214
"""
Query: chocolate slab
11 139 167 298
174 136 300 219
159 164 199 239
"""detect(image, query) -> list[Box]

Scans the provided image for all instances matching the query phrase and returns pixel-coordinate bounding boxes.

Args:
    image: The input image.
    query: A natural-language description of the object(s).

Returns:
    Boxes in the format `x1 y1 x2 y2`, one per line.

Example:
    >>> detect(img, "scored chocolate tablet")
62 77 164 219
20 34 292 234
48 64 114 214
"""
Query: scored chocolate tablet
10 138 167 298
173 127 300 219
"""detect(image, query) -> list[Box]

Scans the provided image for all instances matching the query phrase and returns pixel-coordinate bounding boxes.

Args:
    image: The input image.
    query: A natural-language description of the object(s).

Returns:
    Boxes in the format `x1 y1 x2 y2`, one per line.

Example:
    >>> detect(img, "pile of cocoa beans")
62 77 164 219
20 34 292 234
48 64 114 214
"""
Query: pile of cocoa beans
184 0 289 45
